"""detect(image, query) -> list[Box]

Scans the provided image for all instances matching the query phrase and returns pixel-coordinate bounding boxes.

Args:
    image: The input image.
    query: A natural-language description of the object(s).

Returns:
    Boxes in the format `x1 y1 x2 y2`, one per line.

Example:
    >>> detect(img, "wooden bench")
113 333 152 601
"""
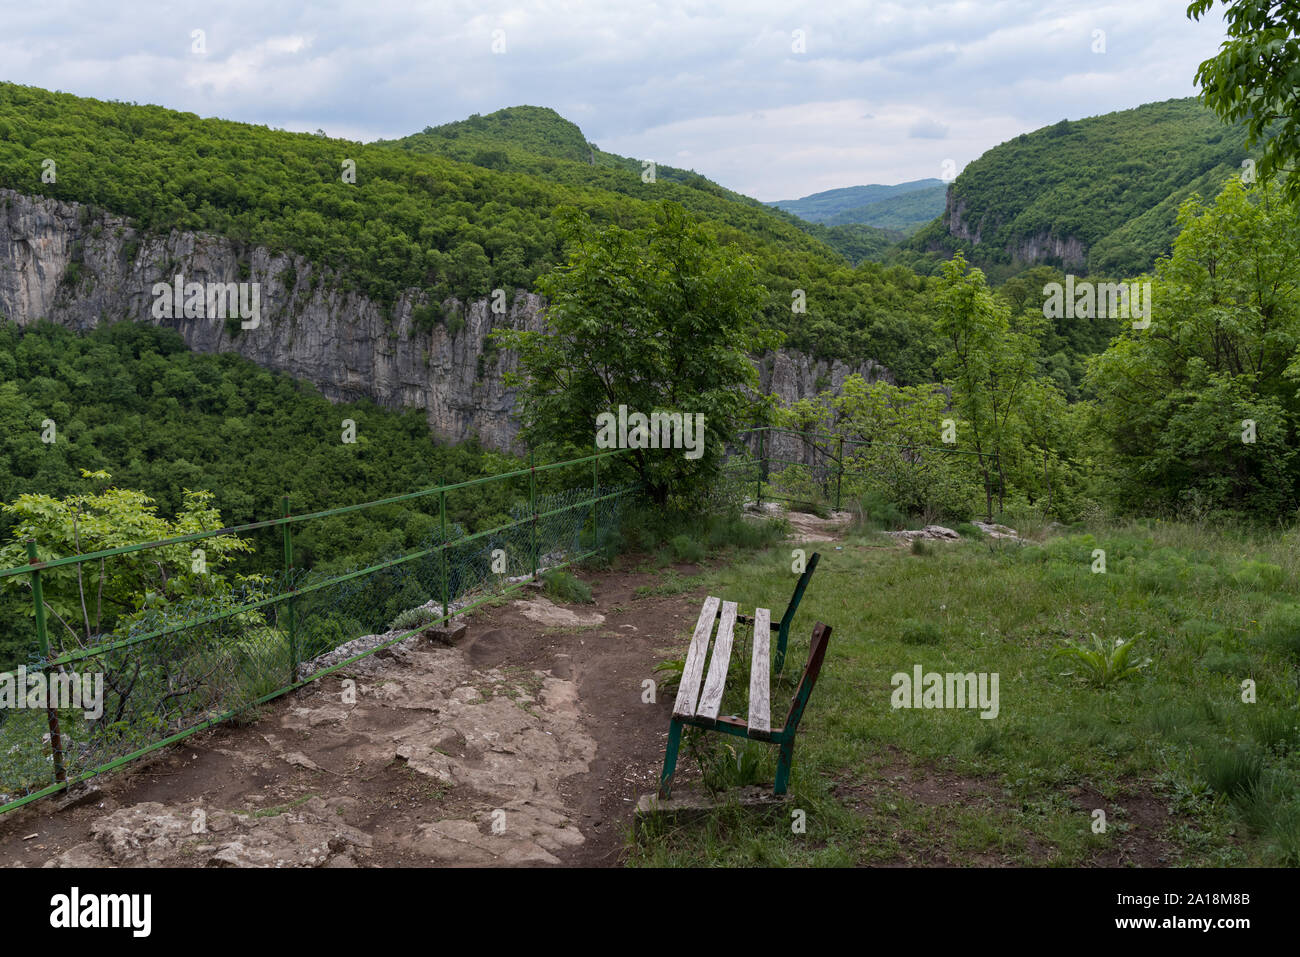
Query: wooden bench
657 594 832 798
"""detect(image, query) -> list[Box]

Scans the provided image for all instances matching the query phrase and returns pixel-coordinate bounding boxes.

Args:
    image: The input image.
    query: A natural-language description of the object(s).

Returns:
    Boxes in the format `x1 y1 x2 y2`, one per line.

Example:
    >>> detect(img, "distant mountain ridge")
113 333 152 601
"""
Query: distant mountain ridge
383 105 904 265
769 179 947 233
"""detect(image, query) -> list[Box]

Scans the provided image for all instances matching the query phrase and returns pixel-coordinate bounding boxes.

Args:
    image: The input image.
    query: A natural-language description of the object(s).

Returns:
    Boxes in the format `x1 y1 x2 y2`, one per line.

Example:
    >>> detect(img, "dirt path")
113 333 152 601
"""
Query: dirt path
0 560 707 868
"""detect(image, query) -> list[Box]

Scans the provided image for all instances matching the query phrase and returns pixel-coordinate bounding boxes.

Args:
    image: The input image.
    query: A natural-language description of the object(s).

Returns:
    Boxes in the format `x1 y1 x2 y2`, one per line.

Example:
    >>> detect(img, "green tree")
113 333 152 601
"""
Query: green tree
1189 0 1300 199
933 254 1044 520
1086 178 1300 516
0 471 272 739
498 203 779 506
0 470 259 657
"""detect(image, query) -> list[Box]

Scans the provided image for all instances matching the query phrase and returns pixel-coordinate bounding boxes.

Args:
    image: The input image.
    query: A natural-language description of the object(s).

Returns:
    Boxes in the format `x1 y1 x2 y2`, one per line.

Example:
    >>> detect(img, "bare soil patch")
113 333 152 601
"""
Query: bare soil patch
0 560 708 868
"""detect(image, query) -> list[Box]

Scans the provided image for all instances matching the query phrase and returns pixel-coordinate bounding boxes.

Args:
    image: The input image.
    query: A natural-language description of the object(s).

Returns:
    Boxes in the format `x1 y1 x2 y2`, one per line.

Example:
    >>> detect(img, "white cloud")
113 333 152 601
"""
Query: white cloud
0 0 1229 199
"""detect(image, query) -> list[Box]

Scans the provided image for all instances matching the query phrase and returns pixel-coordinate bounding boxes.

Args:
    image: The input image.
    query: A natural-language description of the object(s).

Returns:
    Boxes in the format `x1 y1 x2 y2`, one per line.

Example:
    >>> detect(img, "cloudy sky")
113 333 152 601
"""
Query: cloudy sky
1 0 1229 201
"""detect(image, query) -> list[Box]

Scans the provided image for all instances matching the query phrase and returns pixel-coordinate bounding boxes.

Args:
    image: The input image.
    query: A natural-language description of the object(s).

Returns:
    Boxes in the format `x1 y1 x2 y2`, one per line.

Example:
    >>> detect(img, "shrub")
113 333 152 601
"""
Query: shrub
1230 560 1286 592
1203 746 1263 800
1257 604 1300 661
542 568 594 604
853 490 907 532
389 604 438 633
608 505 785 559
705 512 787 550
668 534 706 564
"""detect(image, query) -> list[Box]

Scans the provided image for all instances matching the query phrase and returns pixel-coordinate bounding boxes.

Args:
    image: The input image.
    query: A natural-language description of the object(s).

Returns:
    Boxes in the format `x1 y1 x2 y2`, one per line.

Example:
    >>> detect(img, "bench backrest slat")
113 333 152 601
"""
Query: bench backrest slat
673 595 720 718
775 552 820 671
695 601 738 721
782 622 833 731
748 607 772 733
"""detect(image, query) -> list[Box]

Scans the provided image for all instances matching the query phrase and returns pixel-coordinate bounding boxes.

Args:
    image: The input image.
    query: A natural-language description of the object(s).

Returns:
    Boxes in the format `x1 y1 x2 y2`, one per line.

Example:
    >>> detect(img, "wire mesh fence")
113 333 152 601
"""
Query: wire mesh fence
0 448 635 815
1 425 994 813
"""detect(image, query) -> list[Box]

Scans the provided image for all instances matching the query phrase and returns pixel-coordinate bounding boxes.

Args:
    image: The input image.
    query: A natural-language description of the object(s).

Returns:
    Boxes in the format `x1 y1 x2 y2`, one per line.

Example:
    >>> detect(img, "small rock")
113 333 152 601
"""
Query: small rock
55 785 103 812
421 622 468 645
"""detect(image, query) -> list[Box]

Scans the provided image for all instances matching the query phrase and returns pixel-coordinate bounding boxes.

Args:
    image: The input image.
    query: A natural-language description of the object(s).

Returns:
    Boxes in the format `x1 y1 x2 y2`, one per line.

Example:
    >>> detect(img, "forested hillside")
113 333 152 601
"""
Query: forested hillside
0 84 932 374
0 318 527 667
896 98 1252 279
383 104 904 265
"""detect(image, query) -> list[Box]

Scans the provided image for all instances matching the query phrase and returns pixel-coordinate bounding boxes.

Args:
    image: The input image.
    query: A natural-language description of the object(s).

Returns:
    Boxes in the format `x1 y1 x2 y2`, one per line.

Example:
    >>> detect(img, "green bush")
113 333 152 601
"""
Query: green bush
852 490 907 532
541 568 594 604
668 534 706 564
1230 560 1286 592
1203 746 1264 800
609 505 785 559
1258 604 1300 660
1053 634 1150 687
389 604 438 633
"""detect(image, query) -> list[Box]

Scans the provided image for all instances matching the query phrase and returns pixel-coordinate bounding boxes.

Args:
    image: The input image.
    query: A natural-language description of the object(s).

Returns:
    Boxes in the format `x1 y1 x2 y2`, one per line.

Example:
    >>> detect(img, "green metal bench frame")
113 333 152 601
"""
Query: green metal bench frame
657 595 832 799
737 550 820 675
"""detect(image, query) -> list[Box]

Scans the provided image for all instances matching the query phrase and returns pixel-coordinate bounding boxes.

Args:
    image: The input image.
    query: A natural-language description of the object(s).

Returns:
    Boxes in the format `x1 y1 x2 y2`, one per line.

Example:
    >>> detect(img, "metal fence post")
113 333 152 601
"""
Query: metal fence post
529 451 538 580
755 428 764 508
591 454 598 551
26 540 65 784
439 487 449 622
281 497 297 685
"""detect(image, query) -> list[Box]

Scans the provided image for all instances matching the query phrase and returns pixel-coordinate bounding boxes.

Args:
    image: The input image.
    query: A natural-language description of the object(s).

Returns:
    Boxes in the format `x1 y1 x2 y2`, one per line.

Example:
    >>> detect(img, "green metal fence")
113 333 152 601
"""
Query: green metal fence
0 447 636 815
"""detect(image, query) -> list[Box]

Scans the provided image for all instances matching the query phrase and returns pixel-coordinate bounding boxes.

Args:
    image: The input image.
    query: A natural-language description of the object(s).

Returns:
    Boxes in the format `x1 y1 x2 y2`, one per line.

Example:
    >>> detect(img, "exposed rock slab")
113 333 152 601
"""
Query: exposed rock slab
46 797 372 868
886 525 962 543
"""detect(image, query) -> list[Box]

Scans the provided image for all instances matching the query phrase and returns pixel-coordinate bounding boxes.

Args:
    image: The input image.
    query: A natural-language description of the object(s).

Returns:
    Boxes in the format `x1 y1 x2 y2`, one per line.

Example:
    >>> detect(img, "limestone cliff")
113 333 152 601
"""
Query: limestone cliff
0 189 884 453
945 186 1086 269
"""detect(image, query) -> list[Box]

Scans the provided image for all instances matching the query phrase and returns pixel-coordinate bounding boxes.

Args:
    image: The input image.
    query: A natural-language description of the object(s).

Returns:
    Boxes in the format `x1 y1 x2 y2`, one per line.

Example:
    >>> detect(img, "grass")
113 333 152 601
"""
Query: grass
541 568 594 605
603 505 790 564
627 518 1300 867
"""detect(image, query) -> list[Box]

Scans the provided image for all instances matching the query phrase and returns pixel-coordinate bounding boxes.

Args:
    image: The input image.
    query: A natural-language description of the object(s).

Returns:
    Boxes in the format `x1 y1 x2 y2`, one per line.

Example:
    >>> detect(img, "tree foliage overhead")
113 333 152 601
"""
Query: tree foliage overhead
1189 0 1300 201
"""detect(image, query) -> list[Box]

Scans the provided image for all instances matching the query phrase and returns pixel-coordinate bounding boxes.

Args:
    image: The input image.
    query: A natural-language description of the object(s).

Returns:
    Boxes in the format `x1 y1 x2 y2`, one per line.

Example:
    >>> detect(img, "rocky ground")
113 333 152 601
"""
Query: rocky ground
0 567 707 868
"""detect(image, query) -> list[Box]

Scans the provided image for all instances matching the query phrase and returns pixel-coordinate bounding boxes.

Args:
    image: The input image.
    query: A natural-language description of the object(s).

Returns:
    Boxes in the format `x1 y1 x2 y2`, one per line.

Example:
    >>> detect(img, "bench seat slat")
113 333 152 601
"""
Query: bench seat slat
696 601 738 721
748 607 771 733
673 595 720 718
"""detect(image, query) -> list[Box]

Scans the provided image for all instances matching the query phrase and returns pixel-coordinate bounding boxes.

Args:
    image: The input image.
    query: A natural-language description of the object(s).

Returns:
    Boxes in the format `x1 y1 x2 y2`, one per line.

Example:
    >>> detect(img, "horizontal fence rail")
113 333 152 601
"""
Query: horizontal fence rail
0 447 637 815
2 424 997 815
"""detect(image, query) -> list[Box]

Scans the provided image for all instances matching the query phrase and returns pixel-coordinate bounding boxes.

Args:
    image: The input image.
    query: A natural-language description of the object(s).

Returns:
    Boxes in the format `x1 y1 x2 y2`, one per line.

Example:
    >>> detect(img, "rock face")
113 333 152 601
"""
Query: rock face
944 187 1086 269
753 349 890 466
0 188 888 453
945 191 983 244
0 188 538 451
